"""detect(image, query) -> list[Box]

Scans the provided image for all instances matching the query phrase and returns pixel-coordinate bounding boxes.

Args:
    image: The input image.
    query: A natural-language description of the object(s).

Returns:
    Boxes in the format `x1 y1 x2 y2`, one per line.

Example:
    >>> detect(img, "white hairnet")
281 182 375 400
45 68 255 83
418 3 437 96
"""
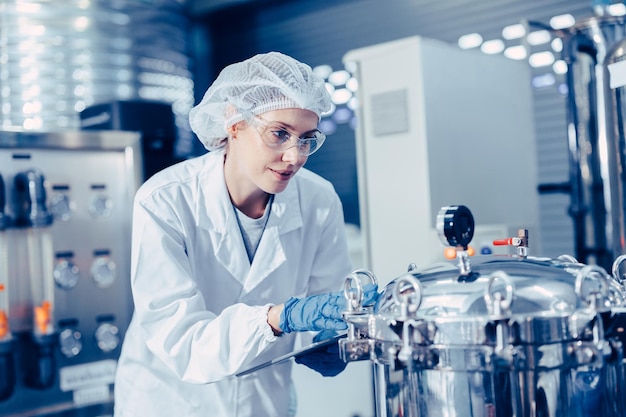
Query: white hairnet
189 52 332 151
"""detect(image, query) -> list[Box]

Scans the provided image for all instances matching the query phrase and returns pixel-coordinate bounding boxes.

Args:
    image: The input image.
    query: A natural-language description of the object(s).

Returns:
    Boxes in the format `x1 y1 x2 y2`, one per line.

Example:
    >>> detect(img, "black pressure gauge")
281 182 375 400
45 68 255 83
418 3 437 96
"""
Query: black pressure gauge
436 205 475 249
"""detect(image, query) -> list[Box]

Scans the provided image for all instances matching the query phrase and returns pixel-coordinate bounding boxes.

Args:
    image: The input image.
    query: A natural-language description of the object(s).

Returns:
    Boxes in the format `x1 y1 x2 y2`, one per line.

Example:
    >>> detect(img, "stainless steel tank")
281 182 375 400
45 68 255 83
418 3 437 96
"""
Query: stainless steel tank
340 206 626 417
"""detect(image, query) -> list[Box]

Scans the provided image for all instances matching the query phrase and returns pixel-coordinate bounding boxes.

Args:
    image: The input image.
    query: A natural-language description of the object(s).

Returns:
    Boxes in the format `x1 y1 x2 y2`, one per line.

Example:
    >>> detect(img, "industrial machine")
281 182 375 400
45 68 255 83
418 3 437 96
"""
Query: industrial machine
79 100 182 180
339 205 626 417
0 130 142 416
529 0 626 269
536 5 626 271
343 35 541 286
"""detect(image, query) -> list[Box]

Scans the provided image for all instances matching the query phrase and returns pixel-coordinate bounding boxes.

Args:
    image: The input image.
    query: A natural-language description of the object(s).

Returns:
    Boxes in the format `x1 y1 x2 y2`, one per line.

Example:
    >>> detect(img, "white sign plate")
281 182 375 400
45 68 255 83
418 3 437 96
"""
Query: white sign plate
59 359 117 392
73 385 112 405
608 60 626 89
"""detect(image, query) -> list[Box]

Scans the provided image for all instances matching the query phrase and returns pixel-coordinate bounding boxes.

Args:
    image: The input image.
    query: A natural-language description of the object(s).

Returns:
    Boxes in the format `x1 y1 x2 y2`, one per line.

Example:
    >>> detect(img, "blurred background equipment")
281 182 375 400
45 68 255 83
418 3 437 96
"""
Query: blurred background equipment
344 35 541 285
79 100 181 180
0 0 195 157
536 1 626 270
0 131 142 416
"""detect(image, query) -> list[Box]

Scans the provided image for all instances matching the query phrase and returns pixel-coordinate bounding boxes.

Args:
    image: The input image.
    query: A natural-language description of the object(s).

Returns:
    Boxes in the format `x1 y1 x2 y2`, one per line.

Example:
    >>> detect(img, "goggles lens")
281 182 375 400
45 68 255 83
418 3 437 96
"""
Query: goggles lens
252 116 326 156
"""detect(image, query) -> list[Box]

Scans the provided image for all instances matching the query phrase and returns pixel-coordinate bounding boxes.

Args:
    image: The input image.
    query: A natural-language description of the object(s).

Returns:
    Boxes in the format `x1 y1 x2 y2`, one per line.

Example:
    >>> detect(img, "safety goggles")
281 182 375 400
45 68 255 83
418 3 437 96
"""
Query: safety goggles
250 115 326 156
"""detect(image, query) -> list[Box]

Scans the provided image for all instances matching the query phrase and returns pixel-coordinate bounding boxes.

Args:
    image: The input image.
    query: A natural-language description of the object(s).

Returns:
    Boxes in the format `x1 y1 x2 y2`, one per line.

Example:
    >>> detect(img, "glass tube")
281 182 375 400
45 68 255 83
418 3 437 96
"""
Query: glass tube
0 229 9 342
26 228 54 336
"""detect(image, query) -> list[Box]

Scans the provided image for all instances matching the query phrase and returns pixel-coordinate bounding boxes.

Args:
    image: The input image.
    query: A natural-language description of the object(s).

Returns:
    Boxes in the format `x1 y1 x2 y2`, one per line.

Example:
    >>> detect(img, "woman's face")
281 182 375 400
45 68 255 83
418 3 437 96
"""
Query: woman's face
226 108 320 196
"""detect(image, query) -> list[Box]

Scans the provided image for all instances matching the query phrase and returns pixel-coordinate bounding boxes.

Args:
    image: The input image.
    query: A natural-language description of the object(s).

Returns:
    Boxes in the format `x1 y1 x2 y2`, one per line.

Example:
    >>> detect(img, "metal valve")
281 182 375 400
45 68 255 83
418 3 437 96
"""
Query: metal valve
339 269 378 363
493 229 529 258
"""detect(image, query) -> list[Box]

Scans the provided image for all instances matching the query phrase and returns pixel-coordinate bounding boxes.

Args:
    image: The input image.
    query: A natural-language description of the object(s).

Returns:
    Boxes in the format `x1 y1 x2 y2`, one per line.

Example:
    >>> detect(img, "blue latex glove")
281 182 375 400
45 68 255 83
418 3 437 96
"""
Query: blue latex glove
294 329 347 377
279 284 379 333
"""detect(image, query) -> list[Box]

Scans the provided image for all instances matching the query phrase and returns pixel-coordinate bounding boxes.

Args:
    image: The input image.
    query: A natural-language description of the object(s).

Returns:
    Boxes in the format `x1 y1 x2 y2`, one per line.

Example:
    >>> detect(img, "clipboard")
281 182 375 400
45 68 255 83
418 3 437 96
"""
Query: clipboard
235 332 347 377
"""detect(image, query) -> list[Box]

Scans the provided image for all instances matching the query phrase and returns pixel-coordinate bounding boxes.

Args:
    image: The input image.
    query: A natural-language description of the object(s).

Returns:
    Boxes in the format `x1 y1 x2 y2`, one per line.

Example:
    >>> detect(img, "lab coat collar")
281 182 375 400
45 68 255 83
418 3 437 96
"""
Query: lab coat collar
196 152 303 291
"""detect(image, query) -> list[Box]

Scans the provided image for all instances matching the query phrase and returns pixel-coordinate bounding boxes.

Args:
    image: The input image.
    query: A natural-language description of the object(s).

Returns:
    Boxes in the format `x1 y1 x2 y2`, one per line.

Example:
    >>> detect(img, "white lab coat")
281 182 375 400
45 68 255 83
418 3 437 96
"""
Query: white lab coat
113 150 352 417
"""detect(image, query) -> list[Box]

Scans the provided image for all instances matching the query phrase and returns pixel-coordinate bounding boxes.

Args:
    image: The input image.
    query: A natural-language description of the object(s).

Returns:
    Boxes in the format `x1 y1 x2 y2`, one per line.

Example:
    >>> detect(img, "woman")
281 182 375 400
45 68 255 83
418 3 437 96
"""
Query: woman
113 52 377 416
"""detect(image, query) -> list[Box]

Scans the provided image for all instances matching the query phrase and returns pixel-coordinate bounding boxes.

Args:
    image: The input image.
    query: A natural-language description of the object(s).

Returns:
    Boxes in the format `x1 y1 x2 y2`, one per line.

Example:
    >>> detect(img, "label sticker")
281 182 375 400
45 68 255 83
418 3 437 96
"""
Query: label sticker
59 359 117 392
73 385 112 405
608 60 626 89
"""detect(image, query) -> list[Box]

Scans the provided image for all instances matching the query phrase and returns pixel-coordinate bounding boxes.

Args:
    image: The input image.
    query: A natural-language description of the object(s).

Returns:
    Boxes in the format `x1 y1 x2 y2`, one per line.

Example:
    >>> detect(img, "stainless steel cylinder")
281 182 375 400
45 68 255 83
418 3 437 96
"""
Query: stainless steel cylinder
560 14 626 269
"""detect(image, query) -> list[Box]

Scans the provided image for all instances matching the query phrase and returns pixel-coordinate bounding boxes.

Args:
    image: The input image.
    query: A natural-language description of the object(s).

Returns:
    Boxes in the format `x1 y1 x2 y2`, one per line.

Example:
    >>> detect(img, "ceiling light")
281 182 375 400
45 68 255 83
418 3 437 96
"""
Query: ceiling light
527 30 551 46
504 45 527 60
328 70 350 86
529 51 556 68
458 33 482 49
331 88 352 105
313 64 333 80
553 60 568 74
531 73 556 88
609 3 626 16
550 14 575 30
480 39 505 54
551 38 563 52
345 77 358 92
502 24 526 40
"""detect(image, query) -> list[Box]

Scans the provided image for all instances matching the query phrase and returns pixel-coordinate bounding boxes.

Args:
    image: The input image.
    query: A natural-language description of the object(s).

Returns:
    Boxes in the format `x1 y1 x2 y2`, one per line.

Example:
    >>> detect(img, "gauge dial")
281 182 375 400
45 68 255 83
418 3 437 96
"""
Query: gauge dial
95 322 120 352
53 259 80 290
59 327 83 358
50 193 73 221
90 257 116 288
89 194 113 219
